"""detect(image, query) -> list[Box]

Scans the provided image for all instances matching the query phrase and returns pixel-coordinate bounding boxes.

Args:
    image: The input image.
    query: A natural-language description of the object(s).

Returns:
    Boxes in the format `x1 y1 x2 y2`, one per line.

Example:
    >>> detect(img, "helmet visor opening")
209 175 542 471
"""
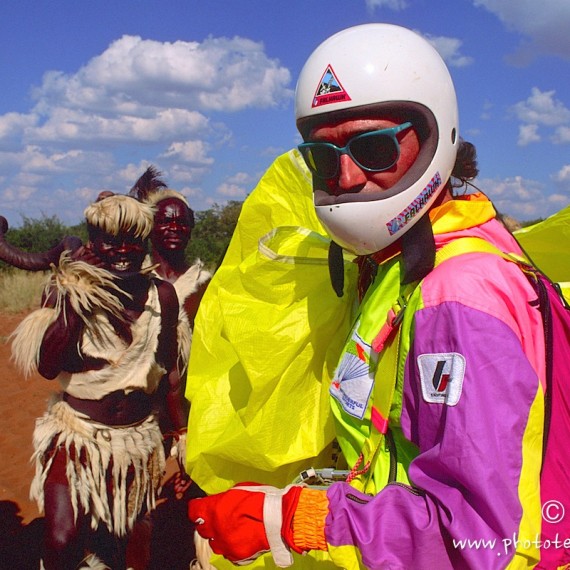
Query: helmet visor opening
304 102 441 206
298 122 412 179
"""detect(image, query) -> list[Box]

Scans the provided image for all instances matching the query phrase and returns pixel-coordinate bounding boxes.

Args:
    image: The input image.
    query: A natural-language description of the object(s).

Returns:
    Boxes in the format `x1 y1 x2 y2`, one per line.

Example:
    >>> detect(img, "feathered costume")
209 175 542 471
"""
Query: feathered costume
11 196 167 538
130 166 211 373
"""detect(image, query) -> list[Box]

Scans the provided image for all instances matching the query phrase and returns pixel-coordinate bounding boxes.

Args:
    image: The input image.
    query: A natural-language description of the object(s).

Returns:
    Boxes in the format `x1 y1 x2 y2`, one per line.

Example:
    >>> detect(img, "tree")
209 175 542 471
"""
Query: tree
0 215 87 271
187 201 243 268
6 215 71 253
0 203 243 273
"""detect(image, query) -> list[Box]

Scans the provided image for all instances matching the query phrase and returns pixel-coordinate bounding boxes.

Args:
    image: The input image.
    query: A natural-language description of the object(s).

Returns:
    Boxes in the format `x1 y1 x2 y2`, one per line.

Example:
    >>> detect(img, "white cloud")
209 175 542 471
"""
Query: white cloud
553 164 570 184
552 126 570 144
162 140 214 165
116 163 158 187
29 107 210 144
518 124 541 146
554 165 570 182
226 171 254 185
511 88 570 146
422 34 474 68
2 34 292 148
478 175 552 219
216 181 248 199
480 100 494 121
0 145 112 174
546 193 570 208
472 0 570 61
33 35 292 116
1 185 36 202
167 163 211 185
0 34 293 224
0 112 37 140
511 88 570 127
365 0 409 10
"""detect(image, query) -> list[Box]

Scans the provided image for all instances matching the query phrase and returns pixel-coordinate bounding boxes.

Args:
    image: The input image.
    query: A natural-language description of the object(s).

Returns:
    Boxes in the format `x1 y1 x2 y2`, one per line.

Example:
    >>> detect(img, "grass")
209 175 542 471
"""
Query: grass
0 270 47 313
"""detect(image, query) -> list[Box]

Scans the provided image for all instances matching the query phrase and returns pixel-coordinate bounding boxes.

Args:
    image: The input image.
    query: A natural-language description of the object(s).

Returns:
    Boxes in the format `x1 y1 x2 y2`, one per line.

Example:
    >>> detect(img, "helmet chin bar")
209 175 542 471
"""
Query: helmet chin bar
315 168 447 256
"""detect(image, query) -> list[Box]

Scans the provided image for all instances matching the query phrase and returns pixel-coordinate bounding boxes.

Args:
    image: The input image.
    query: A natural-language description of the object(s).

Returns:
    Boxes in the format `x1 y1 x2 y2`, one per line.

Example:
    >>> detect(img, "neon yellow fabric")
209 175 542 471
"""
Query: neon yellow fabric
216 149 325 267
185 151 357 497
514 205 570 286
330 256 416 495
429 191 497 233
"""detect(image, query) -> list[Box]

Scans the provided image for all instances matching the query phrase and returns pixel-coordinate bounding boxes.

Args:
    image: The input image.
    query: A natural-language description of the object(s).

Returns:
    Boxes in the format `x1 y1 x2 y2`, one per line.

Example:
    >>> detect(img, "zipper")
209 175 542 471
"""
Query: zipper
388 481 425 497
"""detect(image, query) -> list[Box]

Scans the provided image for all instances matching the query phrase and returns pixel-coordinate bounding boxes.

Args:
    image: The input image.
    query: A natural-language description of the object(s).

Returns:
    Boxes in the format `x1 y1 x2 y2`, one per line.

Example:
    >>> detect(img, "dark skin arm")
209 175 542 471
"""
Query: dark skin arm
37 245 109 379
182 278 210 329
38 294 84 379
155 278 188 433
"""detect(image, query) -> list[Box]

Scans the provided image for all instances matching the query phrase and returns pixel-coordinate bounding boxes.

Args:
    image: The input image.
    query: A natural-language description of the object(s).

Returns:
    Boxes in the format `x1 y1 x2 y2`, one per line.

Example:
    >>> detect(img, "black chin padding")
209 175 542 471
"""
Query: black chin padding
328 240 345 298
400 214 436 285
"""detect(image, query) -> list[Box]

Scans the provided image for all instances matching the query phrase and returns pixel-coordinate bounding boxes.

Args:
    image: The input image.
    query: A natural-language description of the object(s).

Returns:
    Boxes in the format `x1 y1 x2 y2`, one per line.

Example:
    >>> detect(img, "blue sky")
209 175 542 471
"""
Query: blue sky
1 0 569 227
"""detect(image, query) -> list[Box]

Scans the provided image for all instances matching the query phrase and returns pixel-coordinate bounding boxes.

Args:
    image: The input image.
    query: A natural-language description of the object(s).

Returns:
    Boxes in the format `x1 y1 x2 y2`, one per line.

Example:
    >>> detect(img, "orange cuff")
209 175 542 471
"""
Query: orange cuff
291 488 328 552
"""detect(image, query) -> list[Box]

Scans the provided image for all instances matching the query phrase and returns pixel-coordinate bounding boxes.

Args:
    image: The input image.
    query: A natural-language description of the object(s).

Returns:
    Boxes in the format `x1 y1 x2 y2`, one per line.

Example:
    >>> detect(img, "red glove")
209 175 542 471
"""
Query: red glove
188 483 303 566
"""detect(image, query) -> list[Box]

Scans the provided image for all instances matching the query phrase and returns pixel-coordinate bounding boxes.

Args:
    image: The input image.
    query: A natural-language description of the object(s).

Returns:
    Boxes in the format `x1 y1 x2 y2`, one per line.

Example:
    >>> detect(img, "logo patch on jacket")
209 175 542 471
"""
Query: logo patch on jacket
418 353 466 406
330 329 377 419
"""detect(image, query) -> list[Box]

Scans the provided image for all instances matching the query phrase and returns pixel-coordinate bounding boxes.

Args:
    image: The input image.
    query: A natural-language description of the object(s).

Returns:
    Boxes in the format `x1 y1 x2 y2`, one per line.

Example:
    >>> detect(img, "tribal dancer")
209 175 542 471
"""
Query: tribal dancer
130 167 211 570
11 193 187 570
129 166 211 381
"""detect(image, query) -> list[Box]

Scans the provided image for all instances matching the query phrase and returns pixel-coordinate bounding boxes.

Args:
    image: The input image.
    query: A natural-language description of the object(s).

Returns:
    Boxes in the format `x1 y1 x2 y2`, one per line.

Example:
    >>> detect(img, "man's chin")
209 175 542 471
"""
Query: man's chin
163 240 187 250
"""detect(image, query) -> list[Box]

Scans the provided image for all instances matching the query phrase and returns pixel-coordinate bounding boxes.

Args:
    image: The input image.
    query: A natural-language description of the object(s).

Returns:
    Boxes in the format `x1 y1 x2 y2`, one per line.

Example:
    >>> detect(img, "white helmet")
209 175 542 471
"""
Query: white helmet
295 23 459 255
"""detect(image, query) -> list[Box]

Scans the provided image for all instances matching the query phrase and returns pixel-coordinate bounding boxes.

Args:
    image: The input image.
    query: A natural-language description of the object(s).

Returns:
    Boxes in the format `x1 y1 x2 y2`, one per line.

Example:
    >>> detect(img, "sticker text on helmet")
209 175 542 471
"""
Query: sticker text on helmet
312 65 351 109
386 172 442 236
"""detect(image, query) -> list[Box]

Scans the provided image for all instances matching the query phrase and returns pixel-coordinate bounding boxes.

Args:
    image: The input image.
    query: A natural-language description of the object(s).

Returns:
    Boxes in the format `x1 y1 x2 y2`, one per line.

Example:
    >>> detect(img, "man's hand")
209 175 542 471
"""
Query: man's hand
71 243 104 267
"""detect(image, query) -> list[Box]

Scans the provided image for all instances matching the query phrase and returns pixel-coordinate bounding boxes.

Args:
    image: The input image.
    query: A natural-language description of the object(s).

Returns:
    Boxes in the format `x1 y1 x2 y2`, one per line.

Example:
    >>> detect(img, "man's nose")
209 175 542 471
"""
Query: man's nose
336 152 367 193
165 221 184 231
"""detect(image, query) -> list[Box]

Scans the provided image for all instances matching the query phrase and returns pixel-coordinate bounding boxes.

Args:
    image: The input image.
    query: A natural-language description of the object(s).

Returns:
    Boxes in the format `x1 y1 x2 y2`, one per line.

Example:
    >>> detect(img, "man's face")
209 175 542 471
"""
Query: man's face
91 229 147 273
308 117 420 198
151 198 193 252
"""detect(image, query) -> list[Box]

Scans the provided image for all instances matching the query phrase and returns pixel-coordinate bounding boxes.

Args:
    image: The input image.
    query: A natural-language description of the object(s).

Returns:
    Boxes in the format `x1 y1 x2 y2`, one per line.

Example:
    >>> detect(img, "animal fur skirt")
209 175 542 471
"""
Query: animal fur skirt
30 396 165 537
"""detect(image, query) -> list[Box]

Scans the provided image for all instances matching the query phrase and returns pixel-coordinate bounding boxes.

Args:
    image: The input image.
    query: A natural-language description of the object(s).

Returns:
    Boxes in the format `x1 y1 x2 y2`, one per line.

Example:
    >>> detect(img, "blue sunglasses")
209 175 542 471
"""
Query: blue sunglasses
298 122 413 180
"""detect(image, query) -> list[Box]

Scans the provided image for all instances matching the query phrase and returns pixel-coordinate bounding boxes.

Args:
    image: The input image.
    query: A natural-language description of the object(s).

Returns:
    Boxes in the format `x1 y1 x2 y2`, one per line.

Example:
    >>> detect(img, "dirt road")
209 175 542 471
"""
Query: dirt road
0 312 199 570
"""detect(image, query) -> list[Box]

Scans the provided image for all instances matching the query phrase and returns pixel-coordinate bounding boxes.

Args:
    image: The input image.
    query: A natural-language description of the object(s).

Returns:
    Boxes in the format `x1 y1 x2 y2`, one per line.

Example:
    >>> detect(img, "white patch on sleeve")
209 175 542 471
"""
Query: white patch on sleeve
418 353 466 406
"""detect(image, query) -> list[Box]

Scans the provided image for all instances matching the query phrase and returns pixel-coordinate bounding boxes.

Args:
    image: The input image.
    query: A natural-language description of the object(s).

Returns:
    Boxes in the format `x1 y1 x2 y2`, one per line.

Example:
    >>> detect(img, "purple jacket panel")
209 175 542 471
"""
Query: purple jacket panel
325 300 541 569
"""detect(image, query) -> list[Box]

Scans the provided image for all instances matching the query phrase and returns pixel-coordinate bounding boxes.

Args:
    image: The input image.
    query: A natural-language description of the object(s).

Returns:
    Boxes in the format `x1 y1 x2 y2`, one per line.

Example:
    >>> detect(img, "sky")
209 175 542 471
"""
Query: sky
0 0 569 228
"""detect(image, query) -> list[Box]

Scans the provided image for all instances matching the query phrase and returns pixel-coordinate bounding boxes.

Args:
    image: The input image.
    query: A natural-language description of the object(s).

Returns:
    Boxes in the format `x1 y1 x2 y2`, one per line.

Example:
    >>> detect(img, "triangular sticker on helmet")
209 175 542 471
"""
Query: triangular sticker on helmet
312 65 351 108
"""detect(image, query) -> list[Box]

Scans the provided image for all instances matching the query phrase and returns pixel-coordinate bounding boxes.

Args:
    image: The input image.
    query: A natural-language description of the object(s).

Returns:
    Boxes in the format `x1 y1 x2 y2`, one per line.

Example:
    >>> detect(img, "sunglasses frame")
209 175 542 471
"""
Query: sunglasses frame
298 121 413 180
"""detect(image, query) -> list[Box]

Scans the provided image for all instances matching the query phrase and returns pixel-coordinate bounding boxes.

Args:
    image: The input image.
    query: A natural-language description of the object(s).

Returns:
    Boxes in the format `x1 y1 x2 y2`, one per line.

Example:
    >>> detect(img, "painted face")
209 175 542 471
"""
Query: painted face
151 198 193 252
91 229 147 273
308 117 421 198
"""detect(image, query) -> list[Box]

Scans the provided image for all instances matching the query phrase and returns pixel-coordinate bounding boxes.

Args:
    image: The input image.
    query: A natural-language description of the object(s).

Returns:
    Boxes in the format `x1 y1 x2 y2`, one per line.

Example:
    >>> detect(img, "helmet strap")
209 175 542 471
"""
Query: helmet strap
328 240 345 297
400 214 436 285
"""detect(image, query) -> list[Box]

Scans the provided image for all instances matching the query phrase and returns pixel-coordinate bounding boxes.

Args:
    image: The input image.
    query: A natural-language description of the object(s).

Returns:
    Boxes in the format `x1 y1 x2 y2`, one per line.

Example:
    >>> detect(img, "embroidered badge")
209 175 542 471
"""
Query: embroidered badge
418 352 466 406
330 328 376 419
312 65 351 109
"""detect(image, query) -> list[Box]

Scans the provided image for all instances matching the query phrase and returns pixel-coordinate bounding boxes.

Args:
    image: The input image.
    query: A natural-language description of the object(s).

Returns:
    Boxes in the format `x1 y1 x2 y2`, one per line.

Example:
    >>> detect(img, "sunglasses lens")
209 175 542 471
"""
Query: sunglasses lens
300 124 409 179
301 145 338 179
350 134 399 171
